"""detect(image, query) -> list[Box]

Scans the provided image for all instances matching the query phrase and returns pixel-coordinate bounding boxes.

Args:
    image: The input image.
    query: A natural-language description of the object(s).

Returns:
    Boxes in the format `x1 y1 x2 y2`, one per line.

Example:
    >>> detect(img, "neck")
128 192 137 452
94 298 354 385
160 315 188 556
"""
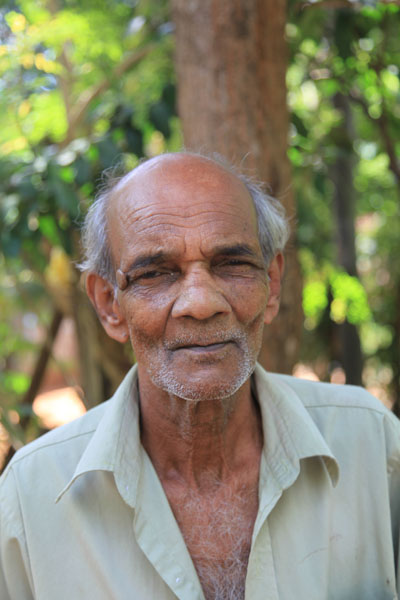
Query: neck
138 373 263 492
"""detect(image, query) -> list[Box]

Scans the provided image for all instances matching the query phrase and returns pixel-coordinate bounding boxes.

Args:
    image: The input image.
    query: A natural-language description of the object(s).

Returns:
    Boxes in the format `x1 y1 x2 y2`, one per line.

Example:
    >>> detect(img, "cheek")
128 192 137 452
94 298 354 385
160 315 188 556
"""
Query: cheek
227 280 268 323
120 295 172 346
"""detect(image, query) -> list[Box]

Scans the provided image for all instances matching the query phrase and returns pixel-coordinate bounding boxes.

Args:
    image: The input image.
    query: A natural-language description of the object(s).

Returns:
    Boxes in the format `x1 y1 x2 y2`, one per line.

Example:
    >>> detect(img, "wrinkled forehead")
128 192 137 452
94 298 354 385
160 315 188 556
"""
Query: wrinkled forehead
106 155 259 257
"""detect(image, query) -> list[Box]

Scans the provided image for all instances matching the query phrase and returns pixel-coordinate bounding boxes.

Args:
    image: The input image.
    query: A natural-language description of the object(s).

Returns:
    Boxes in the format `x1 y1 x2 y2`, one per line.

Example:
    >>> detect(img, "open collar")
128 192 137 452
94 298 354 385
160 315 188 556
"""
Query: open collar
56 363 339 507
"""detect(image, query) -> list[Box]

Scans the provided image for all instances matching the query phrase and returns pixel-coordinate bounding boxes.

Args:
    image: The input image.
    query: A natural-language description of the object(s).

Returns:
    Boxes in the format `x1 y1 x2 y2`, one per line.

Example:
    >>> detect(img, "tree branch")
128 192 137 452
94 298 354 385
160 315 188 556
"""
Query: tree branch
348 91 400 185
22 309 63 408
63 44 154 145
57 43 75 128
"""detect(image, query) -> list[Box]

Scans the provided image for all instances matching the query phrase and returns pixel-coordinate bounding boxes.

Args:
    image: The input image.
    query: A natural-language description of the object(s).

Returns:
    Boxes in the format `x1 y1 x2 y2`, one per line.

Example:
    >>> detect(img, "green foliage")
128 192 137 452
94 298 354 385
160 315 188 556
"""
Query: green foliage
303 269 371 328
330 271 371 325
303 280 329 324
288 1 400 396
0 0 178 268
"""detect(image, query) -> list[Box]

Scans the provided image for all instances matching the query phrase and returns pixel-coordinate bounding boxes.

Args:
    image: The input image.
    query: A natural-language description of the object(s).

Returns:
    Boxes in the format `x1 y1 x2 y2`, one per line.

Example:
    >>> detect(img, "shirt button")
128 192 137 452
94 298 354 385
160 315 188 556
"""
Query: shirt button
175 577 181 584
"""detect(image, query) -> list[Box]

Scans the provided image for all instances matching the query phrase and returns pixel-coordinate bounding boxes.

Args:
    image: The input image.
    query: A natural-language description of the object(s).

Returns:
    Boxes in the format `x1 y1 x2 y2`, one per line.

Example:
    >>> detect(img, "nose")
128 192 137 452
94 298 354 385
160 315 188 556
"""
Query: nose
171 267 232 320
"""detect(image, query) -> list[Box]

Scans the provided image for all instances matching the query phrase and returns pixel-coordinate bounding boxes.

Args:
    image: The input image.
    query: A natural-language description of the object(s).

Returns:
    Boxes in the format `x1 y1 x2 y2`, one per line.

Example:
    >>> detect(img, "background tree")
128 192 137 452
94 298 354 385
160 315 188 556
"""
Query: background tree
287 1 400 410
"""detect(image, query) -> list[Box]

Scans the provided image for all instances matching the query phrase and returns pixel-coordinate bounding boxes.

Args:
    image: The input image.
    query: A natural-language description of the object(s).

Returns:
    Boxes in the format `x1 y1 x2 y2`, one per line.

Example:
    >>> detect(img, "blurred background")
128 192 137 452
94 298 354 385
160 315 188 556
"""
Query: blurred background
1 0 399 471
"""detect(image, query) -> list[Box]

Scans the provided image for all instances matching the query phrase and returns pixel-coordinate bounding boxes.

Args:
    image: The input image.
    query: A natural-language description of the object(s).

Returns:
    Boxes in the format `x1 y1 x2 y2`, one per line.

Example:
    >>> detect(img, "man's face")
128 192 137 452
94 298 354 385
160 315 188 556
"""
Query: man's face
107 155 272 401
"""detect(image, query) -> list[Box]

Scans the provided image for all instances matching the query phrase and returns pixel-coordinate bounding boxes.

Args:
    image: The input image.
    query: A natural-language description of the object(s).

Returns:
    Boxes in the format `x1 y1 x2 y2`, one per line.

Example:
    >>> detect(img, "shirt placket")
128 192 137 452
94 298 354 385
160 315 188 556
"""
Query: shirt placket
133 450 205 600
245 454 299 600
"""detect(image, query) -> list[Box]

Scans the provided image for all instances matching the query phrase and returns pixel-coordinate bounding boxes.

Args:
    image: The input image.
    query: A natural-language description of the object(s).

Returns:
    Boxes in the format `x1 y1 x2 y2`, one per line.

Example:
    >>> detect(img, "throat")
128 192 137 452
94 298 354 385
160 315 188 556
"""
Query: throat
139 381 264 490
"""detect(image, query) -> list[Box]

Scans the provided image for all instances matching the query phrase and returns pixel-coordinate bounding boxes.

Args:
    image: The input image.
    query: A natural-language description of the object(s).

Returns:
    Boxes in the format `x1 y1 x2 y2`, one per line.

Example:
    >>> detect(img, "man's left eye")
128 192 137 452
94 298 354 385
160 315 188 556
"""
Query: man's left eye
227 260 249 266
221 259 253 268
215 260 257 273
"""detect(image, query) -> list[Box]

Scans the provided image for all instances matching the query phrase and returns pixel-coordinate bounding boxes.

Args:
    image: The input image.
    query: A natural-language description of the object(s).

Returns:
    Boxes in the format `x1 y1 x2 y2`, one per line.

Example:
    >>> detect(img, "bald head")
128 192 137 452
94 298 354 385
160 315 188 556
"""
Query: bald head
111 153 252 210
79 152 289 282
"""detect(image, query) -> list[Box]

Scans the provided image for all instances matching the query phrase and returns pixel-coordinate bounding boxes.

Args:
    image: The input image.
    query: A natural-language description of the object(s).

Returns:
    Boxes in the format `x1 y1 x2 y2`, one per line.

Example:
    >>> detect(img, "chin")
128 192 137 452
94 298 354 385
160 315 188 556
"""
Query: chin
149 361 256 402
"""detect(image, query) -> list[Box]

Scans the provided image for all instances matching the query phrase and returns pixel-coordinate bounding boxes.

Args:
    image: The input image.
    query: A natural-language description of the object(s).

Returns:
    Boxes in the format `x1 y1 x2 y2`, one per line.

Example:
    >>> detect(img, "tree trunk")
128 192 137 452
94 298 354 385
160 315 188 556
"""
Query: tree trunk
329 92 363 386
171 0 302 373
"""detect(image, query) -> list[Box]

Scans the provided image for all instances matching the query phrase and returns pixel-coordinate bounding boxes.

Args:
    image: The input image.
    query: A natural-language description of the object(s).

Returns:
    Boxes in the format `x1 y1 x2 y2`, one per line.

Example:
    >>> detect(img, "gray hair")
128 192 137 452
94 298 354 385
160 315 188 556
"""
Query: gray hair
78 153 290 281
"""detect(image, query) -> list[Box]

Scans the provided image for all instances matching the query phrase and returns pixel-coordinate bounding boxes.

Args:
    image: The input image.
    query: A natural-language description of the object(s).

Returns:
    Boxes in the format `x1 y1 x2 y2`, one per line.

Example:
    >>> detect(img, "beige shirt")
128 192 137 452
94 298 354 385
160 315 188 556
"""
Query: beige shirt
1 364 400 600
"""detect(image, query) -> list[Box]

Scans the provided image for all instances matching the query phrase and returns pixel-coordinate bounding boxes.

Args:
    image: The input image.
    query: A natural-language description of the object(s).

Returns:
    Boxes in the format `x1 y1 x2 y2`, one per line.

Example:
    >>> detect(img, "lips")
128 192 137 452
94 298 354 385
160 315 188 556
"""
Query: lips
176 342 229 352
168 339 233 351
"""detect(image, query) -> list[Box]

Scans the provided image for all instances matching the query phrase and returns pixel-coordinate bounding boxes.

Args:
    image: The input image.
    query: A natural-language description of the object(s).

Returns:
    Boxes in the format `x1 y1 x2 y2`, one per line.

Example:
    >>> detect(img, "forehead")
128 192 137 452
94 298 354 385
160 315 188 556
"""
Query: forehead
107 155 260 264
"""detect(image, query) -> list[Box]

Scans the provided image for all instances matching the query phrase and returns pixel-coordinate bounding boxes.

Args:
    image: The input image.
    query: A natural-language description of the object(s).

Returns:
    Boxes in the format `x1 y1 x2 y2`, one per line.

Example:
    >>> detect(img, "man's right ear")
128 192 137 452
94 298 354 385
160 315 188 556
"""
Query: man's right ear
85 273 129 344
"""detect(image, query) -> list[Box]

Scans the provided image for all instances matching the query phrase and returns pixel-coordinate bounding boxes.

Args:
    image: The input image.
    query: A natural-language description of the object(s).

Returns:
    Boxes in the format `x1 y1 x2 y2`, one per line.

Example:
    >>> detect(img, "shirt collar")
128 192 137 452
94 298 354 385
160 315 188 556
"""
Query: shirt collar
56 363 339 504
56 365 141 506
253 363 339 488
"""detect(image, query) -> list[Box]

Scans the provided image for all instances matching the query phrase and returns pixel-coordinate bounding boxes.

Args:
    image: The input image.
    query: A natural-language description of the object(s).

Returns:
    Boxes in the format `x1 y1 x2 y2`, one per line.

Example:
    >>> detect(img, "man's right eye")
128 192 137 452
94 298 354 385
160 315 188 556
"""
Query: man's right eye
140 271 162 279
132 270 178 285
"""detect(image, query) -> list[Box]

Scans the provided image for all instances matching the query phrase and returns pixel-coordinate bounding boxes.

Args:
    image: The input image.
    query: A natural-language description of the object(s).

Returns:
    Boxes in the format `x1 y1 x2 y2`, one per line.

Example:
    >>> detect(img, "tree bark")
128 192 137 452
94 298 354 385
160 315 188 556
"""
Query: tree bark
171 0 302 373
329 92 363 386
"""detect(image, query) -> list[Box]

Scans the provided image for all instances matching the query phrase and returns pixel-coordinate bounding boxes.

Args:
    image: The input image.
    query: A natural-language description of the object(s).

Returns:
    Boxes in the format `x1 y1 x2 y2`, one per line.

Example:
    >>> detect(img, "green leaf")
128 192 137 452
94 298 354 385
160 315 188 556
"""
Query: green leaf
73 156 92 187
3 371 30 395
1 233 21 258
96 138 120 169
149 101 171 138
38 214 62 246
292 113 308 137
48 165 79 216
303 280 329 319
335 11 355 59
161 83 176 115
330 272 371 325
125 126 144 156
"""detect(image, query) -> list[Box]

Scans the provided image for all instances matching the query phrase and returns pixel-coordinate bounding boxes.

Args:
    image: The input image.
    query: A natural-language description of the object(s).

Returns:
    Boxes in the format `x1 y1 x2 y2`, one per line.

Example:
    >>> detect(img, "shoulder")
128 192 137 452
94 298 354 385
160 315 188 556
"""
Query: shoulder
0 401 108 484
269 372 386 411
267 372 400 461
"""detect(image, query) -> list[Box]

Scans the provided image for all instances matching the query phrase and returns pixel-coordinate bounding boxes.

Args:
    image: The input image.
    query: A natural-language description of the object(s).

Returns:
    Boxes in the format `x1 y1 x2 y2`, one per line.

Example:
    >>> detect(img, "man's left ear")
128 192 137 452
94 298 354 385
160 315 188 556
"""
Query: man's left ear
264 253 284 325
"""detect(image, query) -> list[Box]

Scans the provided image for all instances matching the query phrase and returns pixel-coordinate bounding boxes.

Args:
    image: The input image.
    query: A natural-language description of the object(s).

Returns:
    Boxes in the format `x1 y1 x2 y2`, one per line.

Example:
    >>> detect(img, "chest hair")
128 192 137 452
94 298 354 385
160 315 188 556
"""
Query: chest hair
164 481 259 600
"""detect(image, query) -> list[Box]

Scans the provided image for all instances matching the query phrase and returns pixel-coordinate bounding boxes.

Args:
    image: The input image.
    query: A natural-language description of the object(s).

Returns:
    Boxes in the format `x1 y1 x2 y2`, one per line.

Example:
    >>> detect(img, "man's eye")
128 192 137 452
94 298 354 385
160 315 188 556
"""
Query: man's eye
214 259 261 276
133 270 177 285
220 259 254 268
226 259 250 266
140 271 163 279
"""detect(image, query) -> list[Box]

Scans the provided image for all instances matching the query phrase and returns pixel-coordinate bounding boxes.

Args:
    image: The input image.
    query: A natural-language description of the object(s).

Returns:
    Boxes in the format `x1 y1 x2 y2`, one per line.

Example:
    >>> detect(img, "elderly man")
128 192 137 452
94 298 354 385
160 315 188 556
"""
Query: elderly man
1 152 400 600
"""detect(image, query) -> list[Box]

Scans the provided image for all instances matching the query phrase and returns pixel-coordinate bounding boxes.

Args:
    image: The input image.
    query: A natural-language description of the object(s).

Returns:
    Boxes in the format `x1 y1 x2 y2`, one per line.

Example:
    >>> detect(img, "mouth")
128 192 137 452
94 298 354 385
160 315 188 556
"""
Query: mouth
178 342 229 352
170 340 234 354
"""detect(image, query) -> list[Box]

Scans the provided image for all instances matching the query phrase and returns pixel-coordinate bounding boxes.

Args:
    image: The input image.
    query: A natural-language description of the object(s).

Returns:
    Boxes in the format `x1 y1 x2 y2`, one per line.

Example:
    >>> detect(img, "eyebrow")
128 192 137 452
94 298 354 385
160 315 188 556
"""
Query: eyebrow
212 243 258 258
126 252 168 272
125 244 259 273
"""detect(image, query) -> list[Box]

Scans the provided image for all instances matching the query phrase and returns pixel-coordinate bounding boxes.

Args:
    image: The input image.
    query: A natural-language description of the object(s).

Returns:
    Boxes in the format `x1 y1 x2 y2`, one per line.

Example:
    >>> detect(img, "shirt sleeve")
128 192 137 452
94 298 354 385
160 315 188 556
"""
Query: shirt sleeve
391 464 400 597
384 414 400 597
0 467 35 600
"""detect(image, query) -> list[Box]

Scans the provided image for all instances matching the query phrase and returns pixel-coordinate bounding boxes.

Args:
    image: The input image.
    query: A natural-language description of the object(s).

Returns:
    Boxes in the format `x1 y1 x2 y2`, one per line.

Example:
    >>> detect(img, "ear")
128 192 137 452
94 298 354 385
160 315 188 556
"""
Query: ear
264 253 284 325
86 273 129 343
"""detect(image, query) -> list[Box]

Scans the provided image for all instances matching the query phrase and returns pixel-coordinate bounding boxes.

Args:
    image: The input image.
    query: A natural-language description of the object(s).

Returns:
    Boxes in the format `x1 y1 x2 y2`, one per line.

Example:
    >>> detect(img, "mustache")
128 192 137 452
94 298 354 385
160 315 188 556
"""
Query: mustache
164 329 246 350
